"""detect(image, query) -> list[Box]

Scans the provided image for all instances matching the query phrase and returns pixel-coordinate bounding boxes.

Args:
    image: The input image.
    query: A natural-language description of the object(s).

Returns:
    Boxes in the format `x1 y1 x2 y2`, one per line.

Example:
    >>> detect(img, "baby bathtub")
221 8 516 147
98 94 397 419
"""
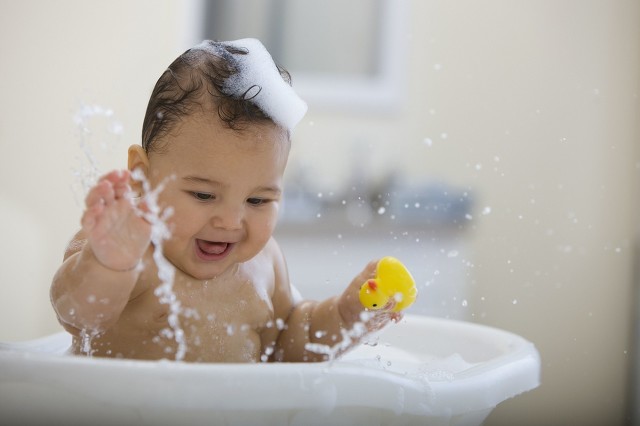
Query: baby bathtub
0 315 539 426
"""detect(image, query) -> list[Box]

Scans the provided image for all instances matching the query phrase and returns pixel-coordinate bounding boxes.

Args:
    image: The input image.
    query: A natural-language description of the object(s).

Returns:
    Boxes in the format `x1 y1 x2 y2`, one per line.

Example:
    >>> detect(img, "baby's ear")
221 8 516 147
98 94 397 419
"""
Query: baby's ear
127 144 149 194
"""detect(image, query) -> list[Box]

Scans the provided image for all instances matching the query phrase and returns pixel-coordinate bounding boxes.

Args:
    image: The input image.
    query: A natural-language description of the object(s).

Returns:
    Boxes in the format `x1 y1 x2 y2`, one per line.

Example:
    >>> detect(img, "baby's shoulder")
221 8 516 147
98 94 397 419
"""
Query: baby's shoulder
262 236 283 258
243 237 288 289
260 237 287 272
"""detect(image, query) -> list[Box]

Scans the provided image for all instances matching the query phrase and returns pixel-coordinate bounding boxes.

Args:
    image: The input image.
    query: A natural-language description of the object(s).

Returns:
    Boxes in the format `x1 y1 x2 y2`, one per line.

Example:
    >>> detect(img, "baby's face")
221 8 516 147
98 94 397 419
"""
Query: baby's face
144 112 289 280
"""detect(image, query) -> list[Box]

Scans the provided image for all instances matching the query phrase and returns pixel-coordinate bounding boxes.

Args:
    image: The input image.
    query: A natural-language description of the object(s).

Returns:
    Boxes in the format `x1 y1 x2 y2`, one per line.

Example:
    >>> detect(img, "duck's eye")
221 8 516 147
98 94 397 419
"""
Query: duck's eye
372 304 377 307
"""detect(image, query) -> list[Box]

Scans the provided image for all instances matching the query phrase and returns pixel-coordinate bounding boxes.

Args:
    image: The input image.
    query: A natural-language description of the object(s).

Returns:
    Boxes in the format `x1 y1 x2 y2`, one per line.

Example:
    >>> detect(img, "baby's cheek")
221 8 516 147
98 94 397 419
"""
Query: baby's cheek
256 211 278 238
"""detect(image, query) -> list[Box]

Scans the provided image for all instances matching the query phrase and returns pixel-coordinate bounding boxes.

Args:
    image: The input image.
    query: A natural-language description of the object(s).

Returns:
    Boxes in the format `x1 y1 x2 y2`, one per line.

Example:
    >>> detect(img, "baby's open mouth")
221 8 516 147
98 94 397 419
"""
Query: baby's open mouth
195 239 233 260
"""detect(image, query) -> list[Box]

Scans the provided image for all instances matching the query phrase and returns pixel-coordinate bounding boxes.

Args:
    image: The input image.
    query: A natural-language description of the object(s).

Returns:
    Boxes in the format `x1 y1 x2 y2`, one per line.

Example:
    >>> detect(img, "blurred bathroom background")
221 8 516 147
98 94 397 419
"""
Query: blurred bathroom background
0 1 638 425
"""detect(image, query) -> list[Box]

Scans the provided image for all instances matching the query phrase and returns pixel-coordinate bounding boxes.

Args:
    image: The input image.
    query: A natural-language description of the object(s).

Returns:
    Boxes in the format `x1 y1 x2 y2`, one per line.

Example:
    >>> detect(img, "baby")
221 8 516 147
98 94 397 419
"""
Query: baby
50 39 398 363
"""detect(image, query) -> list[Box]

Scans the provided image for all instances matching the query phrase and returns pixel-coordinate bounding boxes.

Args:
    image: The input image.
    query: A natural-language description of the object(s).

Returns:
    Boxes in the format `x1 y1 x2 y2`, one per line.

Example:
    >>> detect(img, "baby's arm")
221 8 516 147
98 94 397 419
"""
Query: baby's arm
50 170 151 334
268 246 398 362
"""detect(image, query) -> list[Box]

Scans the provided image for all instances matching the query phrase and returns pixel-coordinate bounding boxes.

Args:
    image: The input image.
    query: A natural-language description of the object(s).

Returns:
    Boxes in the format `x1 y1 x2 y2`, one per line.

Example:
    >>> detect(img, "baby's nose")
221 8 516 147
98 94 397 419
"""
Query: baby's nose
210 204 243 230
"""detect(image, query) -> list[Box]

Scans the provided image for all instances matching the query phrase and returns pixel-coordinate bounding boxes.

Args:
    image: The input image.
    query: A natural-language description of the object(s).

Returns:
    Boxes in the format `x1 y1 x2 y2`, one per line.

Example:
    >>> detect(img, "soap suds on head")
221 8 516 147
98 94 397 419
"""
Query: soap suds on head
194 38 307 132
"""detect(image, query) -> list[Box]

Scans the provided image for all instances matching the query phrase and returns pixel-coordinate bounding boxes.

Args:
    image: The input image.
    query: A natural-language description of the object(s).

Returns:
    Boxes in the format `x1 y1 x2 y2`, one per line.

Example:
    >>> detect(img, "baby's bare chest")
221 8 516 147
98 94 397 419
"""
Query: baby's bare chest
104 275 274 362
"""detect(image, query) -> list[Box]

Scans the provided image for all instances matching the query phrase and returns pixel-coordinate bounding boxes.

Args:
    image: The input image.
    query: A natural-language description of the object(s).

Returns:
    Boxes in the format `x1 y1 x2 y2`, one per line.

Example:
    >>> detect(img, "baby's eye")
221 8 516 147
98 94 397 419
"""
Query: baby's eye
247 197 267 206
193 192 215 201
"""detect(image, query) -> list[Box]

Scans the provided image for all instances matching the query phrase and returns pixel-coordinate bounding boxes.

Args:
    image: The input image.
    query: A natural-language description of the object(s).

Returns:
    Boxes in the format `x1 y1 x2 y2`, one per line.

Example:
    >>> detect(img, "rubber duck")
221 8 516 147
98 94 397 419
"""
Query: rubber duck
359 256 417 312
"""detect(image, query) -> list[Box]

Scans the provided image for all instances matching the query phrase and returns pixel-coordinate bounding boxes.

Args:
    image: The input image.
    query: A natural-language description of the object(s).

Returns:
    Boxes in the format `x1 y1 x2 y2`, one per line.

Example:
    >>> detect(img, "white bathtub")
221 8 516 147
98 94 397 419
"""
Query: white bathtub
0 315 539 426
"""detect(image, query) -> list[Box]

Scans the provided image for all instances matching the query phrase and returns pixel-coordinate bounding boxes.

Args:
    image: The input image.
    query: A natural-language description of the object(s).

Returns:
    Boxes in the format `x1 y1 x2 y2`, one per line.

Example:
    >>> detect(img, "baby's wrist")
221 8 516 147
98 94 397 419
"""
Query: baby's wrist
96 258 143 273
336 291 363 327
84 246 142 273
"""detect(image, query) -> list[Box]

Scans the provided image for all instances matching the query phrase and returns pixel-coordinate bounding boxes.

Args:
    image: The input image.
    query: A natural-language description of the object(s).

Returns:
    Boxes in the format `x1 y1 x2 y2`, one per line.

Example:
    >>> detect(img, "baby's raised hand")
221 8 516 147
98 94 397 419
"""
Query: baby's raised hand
81 170 151 271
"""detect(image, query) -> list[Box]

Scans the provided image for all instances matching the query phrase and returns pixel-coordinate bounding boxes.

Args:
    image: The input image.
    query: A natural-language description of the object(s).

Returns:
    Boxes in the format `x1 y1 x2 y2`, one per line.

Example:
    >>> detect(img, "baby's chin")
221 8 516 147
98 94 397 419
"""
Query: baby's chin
178 261 241 282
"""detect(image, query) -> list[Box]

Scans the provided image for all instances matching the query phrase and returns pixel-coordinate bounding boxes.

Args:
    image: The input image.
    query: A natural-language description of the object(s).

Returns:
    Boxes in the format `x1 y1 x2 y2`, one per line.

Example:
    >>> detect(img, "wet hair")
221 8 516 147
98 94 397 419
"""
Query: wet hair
141 40 292 153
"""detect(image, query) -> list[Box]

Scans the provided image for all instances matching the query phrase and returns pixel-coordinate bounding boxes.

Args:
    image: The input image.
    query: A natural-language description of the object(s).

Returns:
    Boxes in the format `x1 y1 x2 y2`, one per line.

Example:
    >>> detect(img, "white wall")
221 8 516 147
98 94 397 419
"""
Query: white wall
0 0 195 339
0 1 638 425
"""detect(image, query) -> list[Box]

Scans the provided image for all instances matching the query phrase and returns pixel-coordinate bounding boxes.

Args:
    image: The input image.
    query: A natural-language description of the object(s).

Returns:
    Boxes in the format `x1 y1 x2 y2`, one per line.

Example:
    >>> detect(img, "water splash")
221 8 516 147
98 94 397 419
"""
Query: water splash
304 311 374 362
79 329 99 356
71 103 123 198
131 169 186 361
71 104 123 357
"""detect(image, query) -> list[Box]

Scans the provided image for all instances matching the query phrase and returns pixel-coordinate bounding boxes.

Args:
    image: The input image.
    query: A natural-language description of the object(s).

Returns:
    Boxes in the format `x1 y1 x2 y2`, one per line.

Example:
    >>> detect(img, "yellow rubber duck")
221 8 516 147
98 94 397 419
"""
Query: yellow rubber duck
359 256 417 312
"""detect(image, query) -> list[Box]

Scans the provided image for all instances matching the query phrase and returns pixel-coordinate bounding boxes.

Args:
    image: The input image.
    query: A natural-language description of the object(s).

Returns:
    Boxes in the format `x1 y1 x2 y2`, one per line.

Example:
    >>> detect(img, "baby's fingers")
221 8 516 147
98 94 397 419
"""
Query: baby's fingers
100 170 132 200
348 259 378 291
98 169 129 185
81 199 105 230
85 180 114 208
111 170 132 198
365 309 401 332
113 180 133 200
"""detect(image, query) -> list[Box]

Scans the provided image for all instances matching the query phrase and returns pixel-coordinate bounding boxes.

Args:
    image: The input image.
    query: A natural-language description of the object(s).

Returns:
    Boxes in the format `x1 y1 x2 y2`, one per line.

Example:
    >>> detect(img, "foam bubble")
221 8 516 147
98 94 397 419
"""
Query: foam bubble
196 38 307 131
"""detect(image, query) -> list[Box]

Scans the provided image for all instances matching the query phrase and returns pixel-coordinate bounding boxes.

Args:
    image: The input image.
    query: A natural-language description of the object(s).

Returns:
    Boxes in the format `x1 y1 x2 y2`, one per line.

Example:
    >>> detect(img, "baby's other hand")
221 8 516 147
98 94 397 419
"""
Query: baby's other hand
338 260 403 333
81 170 151 271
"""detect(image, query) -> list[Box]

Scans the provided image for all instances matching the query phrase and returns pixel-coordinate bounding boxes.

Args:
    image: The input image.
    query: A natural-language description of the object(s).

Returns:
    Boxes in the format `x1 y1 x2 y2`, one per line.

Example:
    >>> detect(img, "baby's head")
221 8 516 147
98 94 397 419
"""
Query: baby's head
130 40 306 279
141 39 307 154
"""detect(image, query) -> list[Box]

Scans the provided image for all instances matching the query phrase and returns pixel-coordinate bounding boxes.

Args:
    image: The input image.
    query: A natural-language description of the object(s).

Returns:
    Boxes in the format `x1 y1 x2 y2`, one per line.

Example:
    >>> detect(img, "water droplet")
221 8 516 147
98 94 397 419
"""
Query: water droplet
423 138 433 147
447 250 459 258
482 206 492 215
461 299 468 307
378 207 386 215
315 330 327 338
109 121 124 135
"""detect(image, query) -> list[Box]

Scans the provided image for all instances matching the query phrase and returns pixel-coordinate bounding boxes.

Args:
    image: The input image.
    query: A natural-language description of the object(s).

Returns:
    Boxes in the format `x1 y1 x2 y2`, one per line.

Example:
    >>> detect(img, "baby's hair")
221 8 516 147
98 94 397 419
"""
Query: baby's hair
141 40 292 153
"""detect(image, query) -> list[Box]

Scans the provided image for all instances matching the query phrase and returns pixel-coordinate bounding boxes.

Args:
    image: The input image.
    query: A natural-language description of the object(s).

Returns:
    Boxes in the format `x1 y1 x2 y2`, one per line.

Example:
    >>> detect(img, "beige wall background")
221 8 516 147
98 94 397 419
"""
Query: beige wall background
1 1 638 426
